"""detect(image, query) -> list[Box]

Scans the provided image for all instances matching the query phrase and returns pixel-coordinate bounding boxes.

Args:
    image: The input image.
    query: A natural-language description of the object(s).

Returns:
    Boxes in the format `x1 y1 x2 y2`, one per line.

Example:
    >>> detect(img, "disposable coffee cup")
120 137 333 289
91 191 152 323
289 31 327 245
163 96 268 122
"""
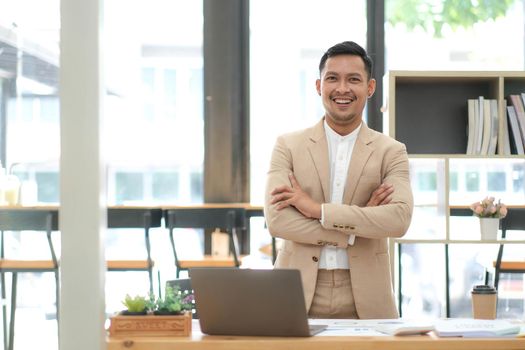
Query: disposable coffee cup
471 285 497 319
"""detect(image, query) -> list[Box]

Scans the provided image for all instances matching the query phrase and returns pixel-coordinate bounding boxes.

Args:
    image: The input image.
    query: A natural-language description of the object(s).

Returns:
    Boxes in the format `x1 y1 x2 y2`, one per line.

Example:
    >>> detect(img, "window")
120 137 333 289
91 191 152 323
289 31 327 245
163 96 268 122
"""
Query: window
466 172 480 192
104 0 204 205
249 0 367 204
386 0 524 70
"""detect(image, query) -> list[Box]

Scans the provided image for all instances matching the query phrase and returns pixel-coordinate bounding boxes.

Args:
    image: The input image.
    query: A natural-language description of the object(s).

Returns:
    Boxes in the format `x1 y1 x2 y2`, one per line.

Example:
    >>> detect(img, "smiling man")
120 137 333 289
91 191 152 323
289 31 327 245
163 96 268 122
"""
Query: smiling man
264 41 413 319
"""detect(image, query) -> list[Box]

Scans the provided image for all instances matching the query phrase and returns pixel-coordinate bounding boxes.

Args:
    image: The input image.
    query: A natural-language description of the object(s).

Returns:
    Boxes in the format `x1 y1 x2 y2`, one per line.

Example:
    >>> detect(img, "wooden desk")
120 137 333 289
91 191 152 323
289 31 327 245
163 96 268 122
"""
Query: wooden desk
107 332 525 350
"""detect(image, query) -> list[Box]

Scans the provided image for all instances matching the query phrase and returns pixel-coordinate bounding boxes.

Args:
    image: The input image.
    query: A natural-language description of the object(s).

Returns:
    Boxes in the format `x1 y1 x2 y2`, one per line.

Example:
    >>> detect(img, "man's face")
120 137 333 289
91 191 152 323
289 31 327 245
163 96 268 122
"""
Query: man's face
316 54 375 133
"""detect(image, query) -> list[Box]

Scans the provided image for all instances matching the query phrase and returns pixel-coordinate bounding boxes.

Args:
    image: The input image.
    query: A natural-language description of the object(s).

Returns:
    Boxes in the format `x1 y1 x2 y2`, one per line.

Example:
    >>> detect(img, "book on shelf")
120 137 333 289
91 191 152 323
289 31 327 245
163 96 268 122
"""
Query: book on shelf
509 94 525 145
466 97 499 155
480 98 492 155
434 318 521 338
487 99 499 155
500 101 512 155
507 106 525 155
466 99 476 155
474 96 484 155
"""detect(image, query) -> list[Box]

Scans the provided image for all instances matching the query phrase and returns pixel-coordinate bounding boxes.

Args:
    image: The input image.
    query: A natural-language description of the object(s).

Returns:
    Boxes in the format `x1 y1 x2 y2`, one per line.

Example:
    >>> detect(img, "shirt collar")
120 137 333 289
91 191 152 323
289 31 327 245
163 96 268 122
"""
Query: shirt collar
324 119 361 142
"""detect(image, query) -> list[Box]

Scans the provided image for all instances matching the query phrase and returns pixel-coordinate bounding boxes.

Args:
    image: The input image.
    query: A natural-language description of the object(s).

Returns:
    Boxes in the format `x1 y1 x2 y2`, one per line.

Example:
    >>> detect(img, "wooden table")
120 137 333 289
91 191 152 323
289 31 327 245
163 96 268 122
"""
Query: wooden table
107 333 525 350
0 203 265 257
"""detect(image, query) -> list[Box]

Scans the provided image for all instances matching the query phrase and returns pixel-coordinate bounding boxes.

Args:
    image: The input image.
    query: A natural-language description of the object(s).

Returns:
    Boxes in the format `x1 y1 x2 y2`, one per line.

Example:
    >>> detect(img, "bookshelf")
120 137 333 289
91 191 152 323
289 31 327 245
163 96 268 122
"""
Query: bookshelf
383 71 525 155
382 71 525 318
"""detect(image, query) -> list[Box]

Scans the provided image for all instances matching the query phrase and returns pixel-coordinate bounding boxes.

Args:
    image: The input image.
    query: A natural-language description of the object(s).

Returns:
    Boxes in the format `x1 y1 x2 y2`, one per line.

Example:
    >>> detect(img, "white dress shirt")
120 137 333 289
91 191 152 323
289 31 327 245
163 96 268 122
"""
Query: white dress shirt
318 120 361 269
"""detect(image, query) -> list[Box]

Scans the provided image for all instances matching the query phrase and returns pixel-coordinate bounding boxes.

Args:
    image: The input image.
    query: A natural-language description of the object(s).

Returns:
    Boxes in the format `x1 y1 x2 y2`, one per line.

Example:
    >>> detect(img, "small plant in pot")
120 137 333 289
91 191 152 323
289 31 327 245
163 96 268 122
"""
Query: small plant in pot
153 285 194 315
121 294 151 315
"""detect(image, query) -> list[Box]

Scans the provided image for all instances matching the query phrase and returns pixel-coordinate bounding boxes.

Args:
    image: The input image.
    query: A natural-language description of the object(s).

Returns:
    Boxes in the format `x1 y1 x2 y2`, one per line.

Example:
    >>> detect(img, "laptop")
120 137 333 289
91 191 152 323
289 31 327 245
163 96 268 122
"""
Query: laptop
189 267 327 337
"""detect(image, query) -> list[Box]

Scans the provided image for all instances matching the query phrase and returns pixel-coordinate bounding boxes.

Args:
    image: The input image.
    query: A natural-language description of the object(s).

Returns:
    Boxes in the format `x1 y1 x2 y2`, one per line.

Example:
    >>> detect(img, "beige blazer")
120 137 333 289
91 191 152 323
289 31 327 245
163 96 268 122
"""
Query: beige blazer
264 119 413 319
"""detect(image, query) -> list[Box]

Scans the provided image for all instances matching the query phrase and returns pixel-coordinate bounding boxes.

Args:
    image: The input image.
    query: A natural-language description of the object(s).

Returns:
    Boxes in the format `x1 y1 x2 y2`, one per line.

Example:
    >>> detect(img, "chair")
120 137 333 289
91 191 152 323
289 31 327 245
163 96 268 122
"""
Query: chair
166 278 197 319
165 207 245 278
106 207 163 295
0 208 59 350
491 208 525 290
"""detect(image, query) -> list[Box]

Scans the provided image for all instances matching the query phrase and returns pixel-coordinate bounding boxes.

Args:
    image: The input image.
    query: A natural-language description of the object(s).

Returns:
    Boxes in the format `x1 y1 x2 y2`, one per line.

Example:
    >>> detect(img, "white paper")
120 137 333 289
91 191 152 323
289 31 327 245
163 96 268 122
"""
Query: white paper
434 318 521 338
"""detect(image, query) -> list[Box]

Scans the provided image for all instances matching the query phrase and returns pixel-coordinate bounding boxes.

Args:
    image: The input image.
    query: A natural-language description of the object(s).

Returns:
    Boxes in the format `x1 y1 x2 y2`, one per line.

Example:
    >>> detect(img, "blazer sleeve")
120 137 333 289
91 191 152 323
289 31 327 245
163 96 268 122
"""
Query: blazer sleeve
264 135 350 248
321 142 413 239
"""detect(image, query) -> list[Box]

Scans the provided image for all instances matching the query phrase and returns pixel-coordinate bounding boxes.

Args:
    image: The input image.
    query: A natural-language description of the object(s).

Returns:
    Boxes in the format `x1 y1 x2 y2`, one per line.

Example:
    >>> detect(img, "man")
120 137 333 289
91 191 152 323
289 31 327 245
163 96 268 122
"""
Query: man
264 41 413 319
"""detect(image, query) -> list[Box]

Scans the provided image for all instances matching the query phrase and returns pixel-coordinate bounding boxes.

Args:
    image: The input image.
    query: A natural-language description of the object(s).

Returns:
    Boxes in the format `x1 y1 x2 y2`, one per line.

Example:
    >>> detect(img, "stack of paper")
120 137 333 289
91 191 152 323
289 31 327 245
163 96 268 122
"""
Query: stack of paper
374 320 434 336
434 318 520 338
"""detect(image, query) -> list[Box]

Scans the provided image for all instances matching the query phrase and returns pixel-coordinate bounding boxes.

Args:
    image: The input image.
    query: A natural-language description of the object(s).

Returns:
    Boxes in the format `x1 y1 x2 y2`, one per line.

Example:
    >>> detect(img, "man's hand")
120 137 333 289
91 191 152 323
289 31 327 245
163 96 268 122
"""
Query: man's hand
270 173 322 219
366 183 394 207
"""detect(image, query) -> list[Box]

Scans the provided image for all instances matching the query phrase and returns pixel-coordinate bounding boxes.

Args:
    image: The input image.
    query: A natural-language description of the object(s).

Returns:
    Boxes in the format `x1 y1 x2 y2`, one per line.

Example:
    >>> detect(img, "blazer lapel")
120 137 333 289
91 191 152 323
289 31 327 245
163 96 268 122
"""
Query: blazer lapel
307 120 331 203
343 123 374 204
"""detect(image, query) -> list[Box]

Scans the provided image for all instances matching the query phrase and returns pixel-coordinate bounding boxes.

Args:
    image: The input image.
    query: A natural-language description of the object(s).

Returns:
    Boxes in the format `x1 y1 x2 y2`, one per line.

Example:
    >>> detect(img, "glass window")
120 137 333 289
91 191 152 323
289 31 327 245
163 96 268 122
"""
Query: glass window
417 171 437 191
466 172 480 192
487 171 506 191
190 171 203 203
386 0 524 70
35 171 59 203
152 171 179 200
2 0 60 204
450 159 525 205
448 244 499 318
40 97 59 123
115 172 144 203
164 69 177 106
142 67 155 93
512 164 525 192
399 243 446 318
103 1 204 320
406 158 446 240
0 2 60 342
450 171 458 191
249 0 367 204
104 0 204 205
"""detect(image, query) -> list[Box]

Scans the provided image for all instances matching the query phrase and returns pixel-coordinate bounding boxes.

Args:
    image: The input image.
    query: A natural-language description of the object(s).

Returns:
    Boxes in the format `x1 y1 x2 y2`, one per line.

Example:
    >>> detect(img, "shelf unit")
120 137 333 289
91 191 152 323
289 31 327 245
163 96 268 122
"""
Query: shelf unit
383 71 525 155
382 71 525 318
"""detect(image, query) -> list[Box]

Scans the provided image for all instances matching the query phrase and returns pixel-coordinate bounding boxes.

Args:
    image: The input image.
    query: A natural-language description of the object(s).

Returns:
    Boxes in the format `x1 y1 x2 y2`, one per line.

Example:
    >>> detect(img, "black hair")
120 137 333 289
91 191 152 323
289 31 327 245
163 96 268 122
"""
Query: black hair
318 41 373 79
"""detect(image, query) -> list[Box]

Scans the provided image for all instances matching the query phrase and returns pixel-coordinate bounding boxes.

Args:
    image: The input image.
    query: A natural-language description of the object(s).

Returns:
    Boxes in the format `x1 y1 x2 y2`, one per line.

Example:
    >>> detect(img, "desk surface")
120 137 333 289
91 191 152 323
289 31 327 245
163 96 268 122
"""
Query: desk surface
0 203 264 210
107 333 525 350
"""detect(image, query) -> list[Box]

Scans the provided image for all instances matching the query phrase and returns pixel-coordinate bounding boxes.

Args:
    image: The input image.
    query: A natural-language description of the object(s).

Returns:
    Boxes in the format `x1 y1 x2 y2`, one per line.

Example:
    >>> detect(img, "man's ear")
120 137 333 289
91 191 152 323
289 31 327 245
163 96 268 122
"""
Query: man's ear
367 78 376 98
316 79 321 96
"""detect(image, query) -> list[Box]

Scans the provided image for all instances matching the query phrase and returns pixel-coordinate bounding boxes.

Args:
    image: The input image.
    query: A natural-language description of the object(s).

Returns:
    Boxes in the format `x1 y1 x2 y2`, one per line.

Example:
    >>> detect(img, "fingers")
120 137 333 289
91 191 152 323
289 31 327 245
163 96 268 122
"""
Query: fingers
380 194 393 205
274 200 291 211
270 185 292 196
377 184 394 202
270 173 301 211
271 192 292 210
288 173 301 189
270 192 290 205
270 173 298 195
367 183 394 207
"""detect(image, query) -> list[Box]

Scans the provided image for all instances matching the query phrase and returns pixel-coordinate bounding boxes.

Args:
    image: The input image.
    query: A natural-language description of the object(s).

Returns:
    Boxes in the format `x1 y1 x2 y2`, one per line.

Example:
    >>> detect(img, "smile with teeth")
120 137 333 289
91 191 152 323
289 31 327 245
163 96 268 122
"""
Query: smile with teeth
333 97 355 105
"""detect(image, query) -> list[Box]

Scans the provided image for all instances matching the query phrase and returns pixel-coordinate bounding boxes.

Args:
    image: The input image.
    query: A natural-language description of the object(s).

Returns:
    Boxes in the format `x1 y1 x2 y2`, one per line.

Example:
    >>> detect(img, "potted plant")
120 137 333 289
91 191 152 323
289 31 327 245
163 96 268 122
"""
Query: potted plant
470 196 508 219
108 287 193 337
153 285 194 315
470 196 508 240
120 294 151 315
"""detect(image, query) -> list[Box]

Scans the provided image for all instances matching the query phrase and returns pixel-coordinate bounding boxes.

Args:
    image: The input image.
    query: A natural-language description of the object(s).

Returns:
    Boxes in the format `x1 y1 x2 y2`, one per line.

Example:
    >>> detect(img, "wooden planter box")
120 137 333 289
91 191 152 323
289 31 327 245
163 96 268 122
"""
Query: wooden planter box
108 312 192 337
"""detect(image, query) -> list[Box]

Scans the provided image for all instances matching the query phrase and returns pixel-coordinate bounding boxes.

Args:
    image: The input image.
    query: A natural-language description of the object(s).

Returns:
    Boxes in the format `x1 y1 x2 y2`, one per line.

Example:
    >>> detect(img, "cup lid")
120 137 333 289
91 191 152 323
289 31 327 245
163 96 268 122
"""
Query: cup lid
472 285 497 294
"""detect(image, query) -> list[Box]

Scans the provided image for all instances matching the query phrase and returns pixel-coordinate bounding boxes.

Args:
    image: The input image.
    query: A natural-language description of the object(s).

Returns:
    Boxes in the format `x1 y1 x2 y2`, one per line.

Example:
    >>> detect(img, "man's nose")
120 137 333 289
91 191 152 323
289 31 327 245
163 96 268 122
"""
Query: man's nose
336 80 350 93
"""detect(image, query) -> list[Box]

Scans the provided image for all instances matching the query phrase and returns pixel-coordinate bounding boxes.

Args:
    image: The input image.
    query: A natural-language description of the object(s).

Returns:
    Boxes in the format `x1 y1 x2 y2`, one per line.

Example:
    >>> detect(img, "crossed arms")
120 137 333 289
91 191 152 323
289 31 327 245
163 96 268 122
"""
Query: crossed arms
264 135 413 248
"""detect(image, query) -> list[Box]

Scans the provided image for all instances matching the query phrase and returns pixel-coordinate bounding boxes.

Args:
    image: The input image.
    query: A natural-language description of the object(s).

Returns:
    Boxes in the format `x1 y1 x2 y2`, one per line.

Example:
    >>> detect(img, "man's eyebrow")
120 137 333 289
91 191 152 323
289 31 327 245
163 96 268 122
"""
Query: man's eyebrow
324 71 364 78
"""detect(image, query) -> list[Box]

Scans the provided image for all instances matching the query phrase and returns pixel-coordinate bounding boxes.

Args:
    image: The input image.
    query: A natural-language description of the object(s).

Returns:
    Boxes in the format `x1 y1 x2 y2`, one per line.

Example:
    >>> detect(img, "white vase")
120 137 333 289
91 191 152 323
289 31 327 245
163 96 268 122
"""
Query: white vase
479 218 500 240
